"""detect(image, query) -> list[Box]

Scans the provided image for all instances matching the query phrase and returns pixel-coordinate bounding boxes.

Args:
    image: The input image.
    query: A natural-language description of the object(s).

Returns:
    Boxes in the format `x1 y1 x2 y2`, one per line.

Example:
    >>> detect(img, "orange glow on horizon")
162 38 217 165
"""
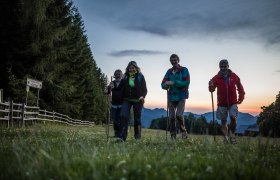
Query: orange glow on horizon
238 108 261 116
145 102 262 116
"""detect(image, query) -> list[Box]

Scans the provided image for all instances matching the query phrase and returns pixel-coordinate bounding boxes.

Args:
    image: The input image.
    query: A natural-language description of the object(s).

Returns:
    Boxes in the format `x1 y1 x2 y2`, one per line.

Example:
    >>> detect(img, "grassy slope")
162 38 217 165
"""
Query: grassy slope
0 123 279 180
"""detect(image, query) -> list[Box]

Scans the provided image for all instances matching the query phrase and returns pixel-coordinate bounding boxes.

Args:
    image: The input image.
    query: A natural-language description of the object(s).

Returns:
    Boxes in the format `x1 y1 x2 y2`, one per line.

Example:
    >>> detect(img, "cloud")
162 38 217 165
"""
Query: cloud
75 0 280 46
108 50 167 57
276 70 280 73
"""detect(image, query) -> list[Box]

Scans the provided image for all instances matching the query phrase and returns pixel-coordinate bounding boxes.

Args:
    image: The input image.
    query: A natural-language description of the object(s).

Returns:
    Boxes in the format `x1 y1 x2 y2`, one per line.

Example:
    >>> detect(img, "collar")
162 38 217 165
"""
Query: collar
169 64 183 73
217 69 232 78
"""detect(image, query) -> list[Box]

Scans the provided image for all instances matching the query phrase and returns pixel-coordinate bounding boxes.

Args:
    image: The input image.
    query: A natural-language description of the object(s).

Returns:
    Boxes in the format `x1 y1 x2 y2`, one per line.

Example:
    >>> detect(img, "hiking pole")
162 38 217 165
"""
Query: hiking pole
211 91 216 141
106 76 113 141
106 103 109 142
166 89 169 140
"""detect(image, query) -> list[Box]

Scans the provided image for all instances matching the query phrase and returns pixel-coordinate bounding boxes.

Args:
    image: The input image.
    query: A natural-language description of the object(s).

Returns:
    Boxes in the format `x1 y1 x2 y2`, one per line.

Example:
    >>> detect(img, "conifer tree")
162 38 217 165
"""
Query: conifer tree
257 92 280 137
0 0 108 123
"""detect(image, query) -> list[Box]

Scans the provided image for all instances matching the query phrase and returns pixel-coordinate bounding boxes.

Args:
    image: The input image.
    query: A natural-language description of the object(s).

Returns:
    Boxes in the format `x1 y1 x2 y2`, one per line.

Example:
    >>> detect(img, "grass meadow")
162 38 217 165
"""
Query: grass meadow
0 123 279 180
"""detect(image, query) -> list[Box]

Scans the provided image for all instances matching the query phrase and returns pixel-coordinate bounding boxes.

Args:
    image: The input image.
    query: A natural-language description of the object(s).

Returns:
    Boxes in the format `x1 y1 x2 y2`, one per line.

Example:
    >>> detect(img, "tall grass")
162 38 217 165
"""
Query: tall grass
0 123 279 180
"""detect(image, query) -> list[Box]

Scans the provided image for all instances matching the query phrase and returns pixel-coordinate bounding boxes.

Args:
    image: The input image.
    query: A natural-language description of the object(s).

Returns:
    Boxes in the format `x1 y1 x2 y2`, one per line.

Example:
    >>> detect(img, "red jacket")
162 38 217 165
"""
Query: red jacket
209 70 245 107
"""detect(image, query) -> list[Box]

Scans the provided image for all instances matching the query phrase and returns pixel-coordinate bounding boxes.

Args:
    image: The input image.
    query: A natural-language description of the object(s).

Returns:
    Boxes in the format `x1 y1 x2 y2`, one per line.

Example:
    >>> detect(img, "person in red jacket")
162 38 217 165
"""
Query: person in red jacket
209 59 245 144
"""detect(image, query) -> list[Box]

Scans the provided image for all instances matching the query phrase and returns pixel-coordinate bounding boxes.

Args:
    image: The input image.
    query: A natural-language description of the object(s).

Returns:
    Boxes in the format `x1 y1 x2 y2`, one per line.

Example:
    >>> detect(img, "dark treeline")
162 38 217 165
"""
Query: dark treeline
150 113 223 135
0 0 108 123
257 91 280 137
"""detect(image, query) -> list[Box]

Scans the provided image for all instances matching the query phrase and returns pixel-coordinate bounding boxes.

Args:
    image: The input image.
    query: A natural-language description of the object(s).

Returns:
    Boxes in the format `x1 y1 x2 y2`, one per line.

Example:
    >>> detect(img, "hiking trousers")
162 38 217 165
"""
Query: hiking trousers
119 100 143 141
169 99 187 137
111 106 121 137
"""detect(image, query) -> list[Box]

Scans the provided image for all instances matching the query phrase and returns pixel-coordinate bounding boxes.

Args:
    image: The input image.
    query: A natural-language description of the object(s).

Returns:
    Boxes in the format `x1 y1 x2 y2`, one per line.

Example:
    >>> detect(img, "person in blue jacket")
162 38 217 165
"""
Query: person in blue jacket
161 54 190 139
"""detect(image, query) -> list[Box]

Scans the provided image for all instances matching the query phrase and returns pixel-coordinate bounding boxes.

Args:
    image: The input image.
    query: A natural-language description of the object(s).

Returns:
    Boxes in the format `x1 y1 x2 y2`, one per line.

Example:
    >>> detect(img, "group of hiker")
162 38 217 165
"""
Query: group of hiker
107 54 245 144
107 61 147 142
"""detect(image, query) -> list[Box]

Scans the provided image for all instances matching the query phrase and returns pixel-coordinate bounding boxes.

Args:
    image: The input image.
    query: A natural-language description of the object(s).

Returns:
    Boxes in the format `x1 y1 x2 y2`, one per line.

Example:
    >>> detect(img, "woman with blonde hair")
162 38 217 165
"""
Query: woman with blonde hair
118 61 147 141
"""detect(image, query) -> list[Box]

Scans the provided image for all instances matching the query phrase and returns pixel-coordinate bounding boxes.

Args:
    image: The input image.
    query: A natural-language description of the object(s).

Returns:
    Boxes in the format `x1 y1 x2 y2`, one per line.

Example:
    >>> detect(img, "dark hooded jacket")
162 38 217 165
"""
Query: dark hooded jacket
107 80 123 106
120 72 147 101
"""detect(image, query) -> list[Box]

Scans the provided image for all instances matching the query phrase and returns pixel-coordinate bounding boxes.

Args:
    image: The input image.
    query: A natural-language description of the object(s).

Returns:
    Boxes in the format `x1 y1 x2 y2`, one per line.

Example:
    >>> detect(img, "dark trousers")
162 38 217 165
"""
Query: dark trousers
111 106 121 137
119 100 143 141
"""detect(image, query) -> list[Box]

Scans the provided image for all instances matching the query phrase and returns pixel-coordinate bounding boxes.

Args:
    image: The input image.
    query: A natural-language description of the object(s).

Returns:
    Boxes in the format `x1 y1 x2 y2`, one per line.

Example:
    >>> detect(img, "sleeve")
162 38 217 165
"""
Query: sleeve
161 70 170 90
208 76 217 92
174 67 190 88
236 76 245 101
141 75 148 98
106 86 111 95
106 80 113 94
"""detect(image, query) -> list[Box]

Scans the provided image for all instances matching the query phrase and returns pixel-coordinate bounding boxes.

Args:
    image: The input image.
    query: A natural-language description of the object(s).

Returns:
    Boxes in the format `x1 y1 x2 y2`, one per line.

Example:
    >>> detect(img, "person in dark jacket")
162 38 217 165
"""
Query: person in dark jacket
161 54 190 139
209 59 245 144
107 69 123 137
118 61 147 141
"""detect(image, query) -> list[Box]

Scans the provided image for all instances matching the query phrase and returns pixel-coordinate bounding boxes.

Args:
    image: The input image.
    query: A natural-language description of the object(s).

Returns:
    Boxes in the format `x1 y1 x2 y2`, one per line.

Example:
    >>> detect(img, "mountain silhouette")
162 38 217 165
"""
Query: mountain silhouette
142 107 257 128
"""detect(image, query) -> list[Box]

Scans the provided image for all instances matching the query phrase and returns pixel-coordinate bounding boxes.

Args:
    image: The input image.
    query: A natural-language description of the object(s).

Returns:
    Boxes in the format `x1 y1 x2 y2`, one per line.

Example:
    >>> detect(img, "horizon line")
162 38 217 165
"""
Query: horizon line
143 106 259 116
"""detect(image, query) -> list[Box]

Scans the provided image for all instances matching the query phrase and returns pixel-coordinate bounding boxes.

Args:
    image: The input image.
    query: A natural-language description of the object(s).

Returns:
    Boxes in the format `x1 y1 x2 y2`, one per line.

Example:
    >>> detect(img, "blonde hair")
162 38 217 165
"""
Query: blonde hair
125 61 140 73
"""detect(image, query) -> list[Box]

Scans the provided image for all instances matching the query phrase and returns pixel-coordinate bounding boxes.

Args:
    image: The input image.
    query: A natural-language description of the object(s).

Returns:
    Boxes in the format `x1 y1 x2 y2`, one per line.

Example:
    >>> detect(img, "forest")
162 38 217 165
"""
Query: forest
0 0 108 123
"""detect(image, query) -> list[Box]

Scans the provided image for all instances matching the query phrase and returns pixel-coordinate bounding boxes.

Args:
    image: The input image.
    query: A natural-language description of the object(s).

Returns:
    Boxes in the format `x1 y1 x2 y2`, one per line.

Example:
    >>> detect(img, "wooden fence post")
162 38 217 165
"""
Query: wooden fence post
44 109 46 124
1 100 93 128
21 103 25 127
9 100 13 128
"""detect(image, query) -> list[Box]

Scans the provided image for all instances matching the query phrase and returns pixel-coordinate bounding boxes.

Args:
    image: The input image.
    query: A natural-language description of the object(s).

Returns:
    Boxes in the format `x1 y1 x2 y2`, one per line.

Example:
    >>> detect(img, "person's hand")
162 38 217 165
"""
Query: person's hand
208 80 215 92
139 96 145 104
237 98 243 104
109 82 114 89
165 81 174 86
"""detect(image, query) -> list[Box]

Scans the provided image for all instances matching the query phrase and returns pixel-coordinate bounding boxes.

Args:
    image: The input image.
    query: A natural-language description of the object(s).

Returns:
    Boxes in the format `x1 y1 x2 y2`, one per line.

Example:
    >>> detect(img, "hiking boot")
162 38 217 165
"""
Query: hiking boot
171 134 176 140
134 134 141 140
134 125 141 140
230 137 237 144
223 136 229 144
182 132 188 139
115 138 124 143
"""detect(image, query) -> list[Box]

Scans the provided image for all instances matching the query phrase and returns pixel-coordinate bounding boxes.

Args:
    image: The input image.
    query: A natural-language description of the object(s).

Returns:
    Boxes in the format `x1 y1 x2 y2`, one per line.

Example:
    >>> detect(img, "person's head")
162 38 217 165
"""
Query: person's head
126 61 140 75
114 69 123 80
219 59 229 75
170 54 180 67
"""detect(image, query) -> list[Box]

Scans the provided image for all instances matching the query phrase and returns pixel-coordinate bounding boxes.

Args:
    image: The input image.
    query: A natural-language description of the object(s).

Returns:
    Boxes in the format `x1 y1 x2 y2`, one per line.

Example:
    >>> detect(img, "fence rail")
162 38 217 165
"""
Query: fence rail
0 101 94 128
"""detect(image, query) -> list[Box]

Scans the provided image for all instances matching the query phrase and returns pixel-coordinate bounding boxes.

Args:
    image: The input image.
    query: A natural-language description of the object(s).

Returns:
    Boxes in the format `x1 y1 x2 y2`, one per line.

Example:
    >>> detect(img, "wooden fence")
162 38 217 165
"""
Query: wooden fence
0 101 94 128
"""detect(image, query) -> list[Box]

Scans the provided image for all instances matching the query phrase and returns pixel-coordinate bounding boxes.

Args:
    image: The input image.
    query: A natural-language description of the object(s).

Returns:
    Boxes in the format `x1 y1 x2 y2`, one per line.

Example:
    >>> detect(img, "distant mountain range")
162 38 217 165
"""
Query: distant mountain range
142 108 258 128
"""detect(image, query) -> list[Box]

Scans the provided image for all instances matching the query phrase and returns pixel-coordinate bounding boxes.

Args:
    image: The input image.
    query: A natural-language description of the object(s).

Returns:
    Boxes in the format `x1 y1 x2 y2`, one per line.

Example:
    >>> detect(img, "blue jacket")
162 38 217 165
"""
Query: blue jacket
161 65 190 102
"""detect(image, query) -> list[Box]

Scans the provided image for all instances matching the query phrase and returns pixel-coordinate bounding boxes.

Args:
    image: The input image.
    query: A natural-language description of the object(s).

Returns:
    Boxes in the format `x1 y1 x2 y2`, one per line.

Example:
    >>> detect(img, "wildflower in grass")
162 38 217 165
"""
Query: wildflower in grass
116 160 126 168
206 166 213 173
146 164 152 170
